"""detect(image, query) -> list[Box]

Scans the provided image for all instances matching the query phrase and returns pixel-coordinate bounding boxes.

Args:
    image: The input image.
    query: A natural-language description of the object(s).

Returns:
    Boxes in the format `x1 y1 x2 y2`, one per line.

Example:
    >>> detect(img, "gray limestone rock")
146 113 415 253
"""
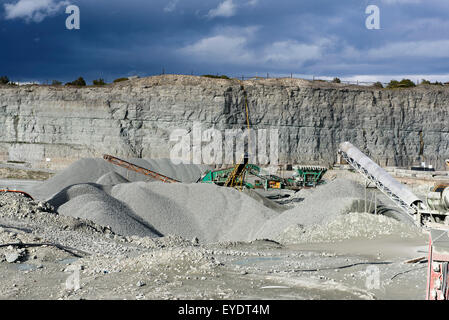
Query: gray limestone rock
0 75 447 170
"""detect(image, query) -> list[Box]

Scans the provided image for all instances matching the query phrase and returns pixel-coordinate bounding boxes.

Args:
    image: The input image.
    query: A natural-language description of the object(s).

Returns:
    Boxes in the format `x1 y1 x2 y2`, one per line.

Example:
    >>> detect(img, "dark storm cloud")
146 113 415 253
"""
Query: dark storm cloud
1 0 448 83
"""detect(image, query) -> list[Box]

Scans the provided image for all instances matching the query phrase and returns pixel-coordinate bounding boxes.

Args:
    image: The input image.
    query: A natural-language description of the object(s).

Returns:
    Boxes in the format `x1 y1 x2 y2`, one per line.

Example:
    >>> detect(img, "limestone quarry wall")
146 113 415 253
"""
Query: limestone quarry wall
0 75 448 170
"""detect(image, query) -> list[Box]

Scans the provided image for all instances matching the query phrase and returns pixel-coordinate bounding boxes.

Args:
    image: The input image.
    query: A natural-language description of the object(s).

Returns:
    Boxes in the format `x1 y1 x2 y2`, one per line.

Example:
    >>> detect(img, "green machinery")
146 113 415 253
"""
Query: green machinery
198 165 327 190
198 163 327 190
198 163 273 189
292 165 328 187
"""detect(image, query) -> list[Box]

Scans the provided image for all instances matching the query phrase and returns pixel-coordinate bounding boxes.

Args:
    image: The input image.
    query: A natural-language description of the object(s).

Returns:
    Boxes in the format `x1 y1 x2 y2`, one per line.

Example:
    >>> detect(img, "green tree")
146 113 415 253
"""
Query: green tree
51 80 62 86
202 74 230 80
113 77 129 83
373 81 383 89
66 77 86 86
387 79 415 89
0 76 9 85
332 77 341 83
421 79 443 86
93 78 106 86
386 80 399 88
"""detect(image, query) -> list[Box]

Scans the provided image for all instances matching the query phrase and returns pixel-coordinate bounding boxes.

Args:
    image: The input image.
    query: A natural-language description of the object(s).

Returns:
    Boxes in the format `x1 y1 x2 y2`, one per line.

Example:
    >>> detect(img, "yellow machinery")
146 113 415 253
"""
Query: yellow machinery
224 154 249 189
223 81 251 191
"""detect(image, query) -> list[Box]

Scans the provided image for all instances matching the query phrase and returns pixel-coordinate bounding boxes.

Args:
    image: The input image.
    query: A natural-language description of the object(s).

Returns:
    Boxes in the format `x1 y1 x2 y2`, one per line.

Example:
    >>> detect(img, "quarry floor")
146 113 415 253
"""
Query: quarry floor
0 164 432 300
0 230 428 300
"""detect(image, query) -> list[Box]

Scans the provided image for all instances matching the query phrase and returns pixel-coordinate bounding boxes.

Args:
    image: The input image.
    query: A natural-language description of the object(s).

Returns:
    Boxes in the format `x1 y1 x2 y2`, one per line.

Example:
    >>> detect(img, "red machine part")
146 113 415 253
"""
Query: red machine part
427 229 449 300
0 190 34 200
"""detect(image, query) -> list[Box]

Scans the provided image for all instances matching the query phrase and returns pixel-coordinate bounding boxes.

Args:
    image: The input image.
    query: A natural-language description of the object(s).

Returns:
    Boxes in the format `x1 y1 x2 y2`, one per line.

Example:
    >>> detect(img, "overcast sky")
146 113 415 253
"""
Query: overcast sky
1 0 449 83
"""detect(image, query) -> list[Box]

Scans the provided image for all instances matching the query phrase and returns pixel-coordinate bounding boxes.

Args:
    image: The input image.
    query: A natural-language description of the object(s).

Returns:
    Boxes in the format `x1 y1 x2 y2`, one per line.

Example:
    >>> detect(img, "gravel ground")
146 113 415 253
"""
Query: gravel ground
0 167 53 181
0 192 429 300
0 166 433 300
277 212 423 244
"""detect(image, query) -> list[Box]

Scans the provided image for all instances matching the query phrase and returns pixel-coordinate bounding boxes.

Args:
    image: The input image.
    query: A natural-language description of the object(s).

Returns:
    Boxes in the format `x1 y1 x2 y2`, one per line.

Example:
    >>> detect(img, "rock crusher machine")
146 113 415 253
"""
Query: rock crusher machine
293 165 328 187
198 158 290 190
198 157 311 191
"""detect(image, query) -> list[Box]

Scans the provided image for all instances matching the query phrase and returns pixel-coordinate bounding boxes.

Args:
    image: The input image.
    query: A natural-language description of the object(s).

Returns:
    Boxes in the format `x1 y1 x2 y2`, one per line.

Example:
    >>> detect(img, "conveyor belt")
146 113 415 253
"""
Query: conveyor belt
338 142 421 223
103 154 180 183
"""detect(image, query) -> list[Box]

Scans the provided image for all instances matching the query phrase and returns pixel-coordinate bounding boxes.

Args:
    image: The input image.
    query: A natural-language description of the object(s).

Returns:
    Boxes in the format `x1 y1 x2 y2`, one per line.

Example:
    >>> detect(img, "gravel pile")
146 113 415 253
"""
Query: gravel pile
0 192 133 257
32 158 210 200
49 184 162 238
110 182 204 240
255 179 366 240
31 159 115 200
139 159 210 183
0 191 54 220
47 181 277 242
115 182 278 242
277 212 423 244
96 172 129 185
243 189 288 213
30 159 390 244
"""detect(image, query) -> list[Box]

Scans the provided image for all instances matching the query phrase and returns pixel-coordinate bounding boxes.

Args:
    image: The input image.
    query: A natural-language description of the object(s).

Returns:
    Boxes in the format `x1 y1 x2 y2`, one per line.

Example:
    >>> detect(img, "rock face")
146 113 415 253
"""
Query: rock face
0 75 448 170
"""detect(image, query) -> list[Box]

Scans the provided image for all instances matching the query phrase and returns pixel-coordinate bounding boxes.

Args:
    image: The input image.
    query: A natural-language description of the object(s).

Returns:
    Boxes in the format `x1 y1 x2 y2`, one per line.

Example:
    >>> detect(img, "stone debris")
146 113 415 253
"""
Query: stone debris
5 251 20 263
0 161 430 300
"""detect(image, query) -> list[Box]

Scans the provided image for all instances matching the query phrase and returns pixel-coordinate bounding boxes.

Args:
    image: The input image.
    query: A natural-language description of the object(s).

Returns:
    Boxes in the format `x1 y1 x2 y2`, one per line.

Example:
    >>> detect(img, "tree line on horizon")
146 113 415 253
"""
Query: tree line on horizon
0 76 130 87
1 74 449 89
